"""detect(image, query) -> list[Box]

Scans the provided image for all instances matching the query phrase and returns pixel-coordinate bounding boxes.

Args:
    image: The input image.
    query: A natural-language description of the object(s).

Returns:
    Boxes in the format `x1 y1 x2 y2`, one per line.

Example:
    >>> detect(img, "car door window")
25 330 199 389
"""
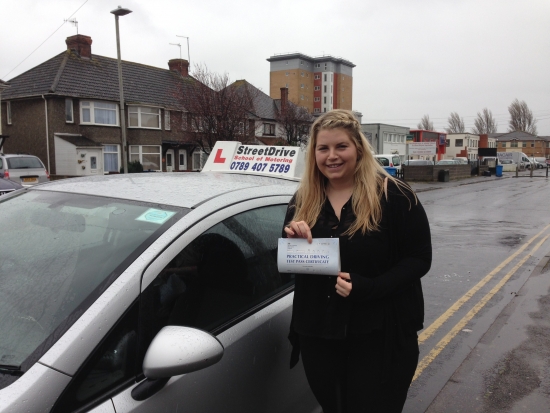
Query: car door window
139 204 291 353
51 302 139 413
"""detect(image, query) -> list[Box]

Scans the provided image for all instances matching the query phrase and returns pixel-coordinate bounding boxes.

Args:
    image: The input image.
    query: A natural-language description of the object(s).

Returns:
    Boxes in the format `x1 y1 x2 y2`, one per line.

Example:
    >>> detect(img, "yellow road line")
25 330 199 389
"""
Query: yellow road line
413 234 549 382
419 223 550 345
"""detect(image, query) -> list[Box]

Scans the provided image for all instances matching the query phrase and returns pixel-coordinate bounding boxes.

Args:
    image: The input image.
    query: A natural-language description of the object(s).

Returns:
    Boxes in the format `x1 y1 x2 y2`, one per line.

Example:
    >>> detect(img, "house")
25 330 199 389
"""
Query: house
490 131 550 160
230 81 314 147
0 34 212 177
0 79 9 151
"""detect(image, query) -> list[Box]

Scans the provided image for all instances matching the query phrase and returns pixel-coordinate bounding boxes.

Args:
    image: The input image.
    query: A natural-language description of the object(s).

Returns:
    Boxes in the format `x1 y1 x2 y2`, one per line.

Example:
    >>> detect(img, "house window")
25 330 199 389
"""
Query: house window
314 97 320 102
324 63 327 70
511 141 518 148
522 142 526 147
314 86 320 91
301 72 304 77
263 123 275 135
300 84 304 88
446 139 450 147
128 106 161 129
314 108 320 113
314 75 320 80
531 142 535 147
455 139 463 147
65 99 74 123
300 95 304 100
130 145 161 171
501 142 506 148
324 74 327 82
164 110 170 130
81 101 118 126
285 72 289 76
324 97 326 104
300 60 303 65
6 101 12 125
103 145 120 173
178 149 187 171
324 86 327 93
192 149 207 171
315 63 320 68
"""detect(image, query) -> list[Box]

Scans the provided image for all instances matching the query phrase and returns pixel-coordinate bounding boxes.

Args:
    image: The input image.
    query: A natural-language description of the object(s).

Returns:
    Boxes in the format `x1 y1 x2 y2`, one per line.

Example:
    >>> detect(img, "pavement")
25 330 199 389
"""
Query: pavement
408 169 549 193
408 168 550 412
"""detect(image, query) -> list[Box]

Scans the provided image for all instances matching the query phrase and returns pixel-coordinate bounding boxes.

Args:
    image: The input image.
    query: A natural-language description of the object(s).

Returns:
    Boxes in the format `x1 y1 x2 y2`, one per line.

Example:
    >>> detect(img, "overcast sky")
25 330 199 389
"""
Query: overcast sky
2 0 549 134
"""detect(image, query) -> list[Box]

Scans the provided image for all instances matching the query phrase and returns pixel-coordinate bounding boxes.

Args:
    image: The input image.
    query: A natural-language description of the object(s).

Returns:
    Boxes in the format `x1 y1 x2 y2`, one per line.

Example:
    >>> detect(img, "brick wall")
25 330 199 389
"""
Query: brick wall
403 164 472 181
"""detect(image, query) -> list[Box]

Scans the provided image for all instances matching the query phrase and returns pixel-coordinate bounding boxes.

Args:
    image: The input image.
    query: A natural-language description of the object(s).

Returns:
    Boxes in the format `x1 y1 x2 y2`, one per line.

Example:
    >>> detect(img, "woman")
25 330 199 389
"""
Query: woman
283 109 431 413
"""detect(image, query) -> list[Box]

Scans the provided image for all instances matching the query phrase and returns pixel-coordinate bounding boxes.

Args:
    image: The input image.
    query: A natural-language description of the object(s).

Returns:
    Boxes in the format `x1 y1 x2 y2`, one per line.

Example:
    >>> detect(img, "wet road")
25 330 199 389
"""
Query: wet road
404 172 550 412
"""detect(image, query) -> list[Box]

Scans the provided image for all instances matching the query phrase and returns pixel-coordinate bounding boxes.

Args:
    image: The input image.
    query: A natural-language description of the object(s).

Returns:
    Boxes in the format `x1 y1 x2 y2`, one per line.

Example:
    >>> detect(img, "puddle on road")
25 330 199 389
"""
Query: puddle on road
499 234 527 248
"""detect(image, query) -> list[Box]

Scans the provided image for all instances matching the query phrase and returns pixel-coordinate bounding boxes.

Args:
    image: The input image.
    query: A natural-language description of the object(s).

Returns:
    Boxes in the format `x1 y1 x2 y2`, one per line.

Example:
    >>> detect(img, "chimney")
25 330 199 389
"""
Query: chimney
168 59 189 77
65 34 93 59
280 87 288 112
479 134 488 148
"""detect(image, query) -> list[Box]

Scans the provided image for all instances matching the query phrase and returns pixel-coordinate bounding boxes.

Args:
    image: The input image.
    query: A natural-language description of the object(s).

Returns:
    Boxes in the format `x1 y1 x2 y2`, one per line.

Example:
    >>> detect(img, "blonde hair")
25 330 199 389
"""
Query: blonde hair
292 109 414 235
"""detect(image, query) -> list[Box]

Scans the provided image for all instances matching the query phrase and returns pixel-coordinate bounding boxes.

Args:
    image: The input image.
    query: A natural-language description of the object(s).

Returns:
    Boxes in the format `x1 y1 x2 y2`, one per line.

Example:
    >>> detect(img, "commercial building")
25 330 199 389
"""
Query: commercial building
361 123 409 159
267 53 355 114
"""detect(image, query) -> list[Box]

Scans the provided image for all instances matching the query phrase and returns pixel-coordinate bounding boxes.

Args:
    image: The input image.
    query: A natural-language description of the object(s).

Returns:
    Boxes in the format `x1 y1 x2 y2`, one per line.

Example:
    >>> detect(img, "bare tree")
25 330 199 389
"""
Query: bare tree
445 112 465 133
178 64 259 155
472 108 498 134
417 114 434 130
276 102 314 147
508 98 538 135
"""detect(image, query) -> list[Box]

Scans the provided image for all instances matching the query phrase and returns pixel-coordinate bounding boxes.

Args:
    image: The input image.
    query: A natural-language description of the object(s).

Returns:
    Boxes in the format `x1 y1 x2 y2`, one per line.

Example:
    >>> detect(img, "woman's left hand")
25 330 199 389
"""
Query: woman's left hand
335 272 352 297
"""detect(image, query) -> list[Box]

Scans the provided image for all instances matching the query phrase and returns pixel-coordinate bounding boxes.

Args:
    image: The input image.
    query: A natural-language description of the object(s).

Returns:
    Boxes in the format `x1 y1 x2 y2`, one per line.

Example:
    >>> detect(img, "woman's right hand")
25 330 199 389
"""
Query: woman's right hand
284 221 313 243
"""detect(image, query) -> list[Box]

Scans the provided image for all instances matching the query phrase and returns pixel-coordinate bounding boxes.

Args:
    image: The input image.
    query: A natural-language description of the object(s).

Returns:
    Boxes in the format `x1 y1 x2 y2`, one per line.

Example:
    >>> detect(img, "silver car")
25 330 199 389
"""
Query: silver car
0 154 50 186
0 171 319 412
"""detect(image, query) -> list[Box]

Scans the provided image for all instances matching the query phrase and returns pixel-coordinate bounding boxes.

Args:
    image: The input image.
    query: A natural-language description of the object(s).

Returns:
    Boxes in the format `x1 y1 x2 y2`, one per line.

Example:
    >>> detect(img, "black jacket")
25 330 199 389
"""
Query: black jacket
283 179 432 368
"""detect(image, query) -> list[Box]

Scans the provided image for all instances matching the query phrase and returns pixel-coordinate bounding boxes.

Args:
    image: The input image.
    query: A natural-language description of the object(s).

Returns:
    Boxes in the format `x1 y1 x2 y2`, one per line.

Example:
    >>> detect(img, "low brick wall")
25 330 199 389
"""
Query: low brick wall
432 165 471 181
403 165 474 182
402 165 434 181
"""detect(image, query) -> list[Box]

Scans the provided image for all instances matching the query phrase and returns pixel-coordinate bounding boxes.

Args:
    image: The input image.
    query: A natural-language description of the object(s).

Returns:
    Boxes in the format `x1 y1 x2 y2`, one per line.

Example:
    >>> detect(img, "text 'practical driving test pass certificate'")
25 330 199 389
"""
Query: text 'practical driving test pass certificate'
277 238 340 275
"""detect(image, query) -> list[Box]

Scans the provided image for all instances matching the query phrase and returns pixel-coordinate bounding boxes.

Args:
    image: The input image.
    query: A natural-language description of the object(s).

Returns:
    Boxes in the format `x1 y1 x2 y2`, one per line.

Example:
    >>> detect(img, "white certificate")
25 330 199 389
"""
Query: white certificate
277 238 341 275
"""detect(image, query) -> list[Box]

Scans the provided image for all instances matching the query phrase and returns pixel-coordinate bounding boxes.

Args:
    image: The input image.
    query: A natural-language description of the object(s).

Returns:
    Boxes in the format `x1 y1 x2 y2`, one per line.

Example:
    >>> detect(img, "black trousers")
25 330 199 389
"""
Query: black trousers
299 330 419 413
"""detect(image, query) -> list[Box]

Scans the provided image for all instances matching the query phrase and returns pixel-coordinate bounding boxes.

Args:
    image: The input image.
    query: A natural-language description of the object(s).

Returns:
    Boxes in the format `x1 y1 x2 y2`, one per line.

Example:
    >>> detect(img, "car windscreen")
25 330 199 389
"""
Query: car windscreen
6 156 44 169
375 157 389 166
0 190 186 382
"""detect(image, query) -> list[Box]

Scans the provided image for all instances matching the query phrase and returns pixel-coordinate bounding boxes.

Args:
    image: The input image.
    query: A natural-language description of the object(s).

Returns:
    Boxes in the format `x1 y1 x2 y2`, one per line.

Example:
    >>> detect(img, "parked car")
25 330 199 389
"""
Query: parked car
435 160 459 165
0 154 50 186
403 160 434 166
0 143 318 413
452 157 468 164
526 161 544 169
374 154 402 170
0 177 23 196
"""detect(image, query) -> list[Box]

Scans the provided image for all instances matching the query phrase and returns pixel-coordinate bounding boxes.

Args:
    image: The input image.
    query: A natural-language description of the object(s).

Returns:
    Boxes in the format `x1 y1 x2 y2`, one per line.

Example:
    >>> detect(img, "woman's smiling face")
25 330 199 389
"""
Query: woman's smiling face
315 128 358 185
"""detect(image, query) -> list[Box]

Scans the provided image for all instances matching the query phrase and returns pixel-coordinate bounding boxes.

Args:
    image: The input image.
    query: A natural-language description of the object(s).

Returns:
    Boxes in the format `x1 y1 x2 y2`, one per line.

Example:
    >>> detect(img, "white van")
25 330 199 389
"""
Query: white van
374 154 402 171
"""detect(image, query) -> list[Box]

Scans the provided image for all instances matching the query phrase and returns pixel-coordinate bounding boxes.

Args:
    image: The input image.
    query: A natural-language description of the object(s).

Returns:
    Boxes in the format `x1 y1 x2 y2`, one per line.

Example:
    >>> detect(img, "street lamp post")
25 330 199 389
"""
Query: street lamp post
111 6 132 174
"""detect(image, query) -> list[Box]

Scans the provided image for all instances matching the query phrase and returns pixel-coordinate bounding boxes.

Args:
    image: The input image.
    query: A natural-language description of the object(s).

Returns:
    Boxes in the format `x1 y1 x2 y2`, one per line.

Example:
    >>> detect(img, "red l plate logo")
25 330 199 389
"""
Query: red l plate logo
213 149 226 163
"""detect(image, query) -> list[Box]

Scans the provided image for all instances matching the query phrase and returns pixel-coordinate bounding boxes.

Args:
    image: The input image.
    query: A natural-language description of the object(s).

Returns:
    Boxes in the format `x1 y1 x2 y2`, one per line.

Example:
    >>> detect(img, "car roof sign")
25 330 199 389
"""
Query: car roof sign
201 141 305 181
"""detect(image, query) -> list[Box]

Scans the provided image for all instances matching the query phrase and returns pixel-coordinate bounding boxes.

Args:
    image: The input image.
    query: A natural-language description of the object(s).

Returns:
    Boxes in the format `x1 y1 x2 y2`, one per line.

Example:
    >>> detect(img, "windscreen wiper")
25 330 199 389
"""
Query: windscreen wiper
0 364 23 376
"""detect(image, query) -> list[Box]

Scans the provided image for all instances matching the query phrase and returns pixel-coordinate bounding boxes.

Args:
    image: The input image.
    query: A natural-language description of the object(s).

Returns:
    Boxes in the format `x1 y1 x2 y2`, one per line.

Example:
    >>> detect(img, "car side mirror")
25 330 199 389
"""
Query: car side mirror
131 326 224 401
